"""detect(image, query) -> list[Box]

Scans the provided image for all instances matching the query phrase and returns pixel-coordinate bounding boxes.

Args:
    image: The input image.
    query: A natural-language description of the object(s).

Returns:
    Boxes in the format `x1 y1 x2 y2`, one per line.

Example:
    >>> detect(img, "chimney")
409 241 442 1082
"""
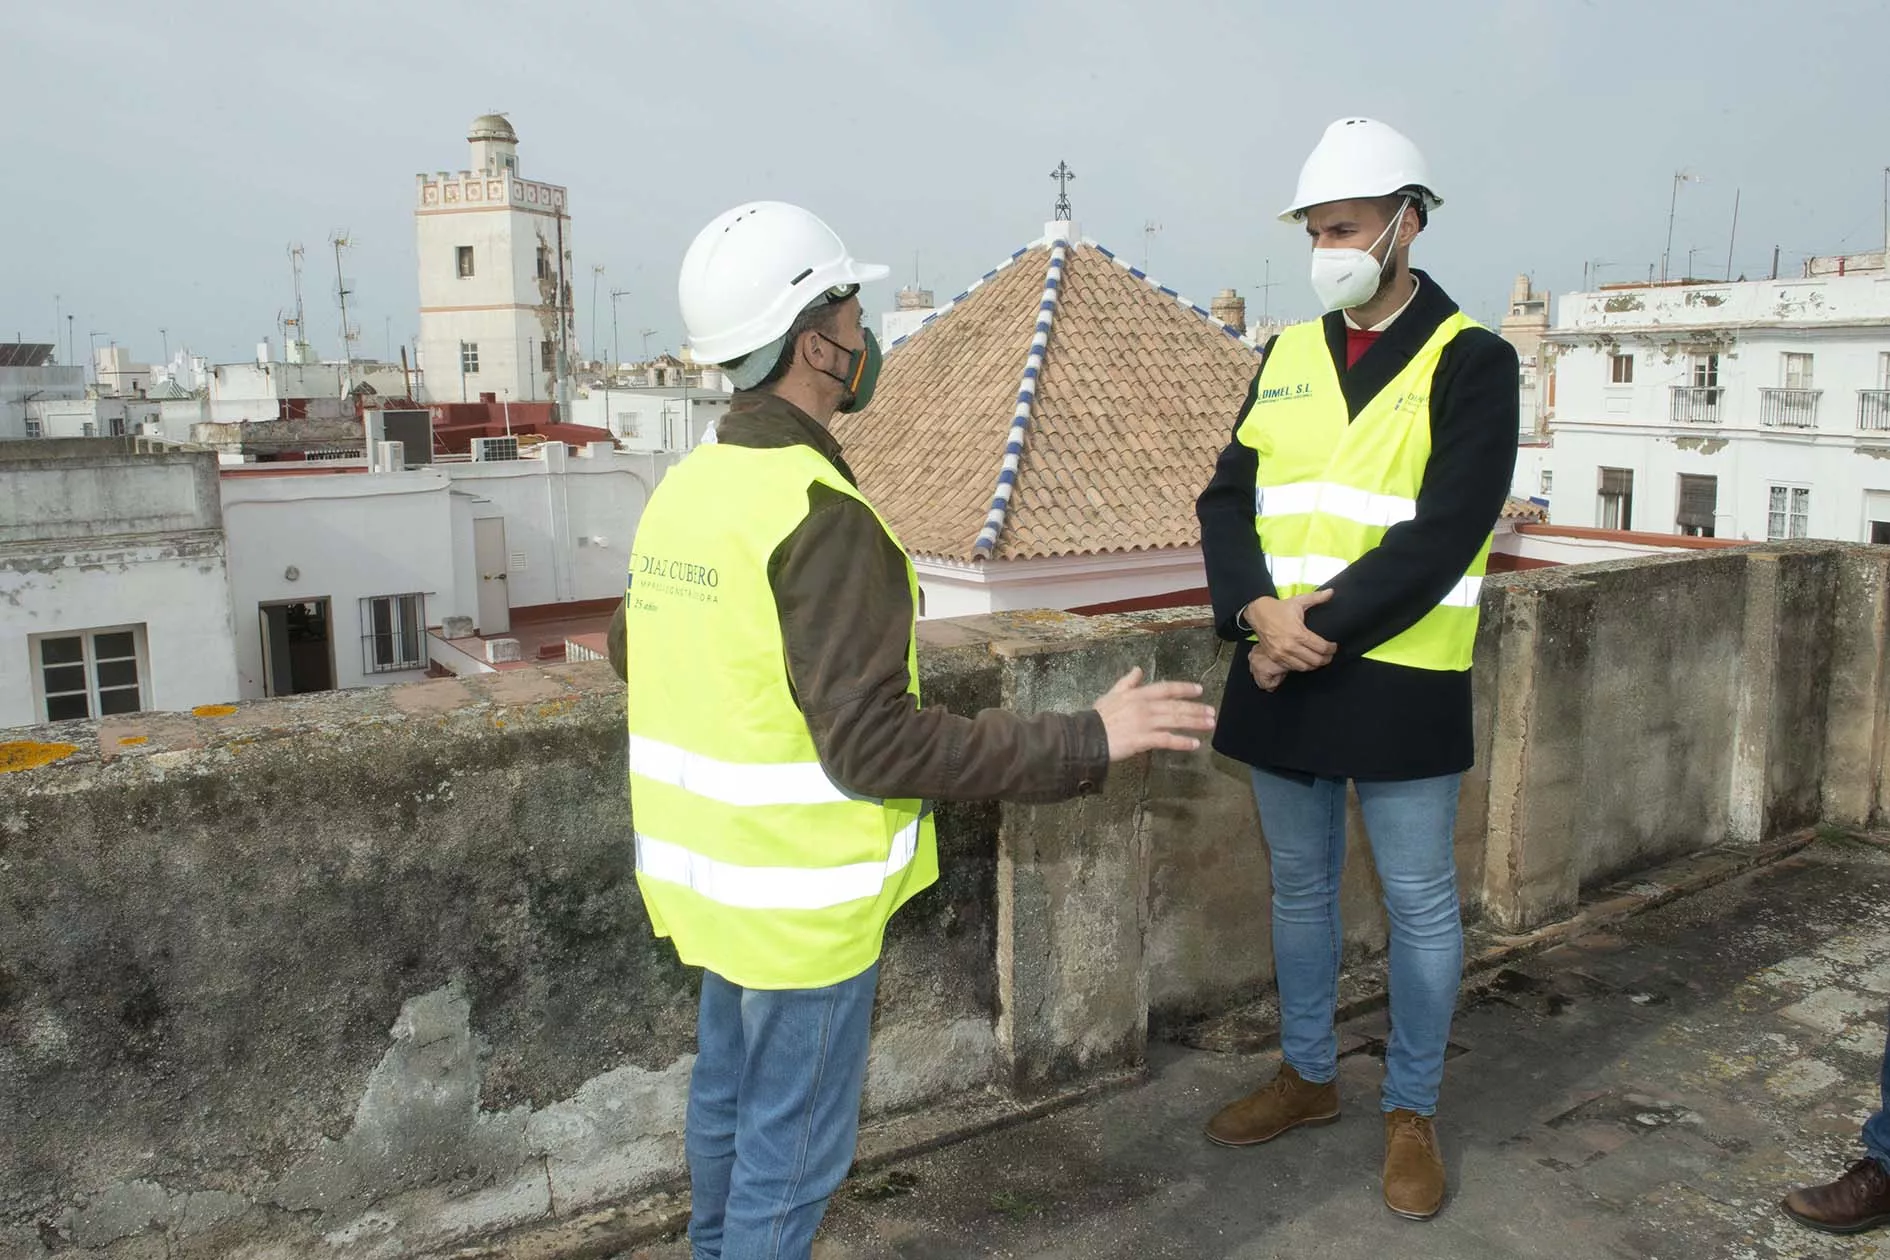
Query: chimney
1210 288 1247 331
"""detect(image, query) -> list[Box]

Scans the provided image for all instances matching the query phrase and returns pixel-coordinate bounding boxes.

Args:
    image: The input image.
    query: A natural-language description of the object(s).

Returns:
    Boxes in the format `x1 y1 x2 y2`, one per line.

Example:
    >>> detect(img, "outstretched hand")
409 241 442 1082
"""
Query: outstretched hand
1094 668 1218 761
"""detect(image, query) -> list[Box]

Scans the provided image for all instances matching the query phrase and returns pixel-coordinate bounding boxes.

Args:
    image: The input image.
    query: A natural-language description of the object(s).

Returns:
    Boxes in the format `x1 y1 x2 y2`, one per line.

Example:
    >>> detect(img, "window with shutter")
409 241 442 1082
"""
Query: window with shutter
1677 474 1717 536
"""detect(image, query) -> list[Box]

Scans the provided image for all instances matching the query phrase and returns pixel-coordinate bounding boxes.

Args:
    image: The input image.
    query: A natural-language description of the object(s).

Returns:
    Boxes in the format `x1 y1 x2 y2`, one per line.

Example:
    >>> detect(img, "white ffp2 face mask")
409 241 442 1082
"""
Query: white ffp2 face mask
1308 203 1407 312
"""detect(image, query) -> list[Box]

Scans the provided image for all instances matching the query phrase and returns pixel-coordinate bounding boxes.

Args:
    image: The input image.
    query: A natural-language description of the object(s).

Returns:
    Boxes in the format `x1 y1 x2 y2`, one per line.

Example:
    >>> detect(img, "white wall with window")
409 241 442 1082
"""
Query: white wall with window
1541 269 1890 542
1 450 240 730
220 470 460 698
1 360 85 440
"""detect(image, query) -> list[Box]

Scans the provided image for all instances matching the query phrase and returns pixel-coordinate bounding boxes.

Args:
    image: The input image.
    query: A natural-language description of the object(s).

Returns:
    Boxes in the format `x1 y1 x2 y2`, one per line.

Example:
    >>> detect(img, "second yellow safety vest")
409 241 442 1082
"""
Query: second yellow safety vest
1235 313 1489 671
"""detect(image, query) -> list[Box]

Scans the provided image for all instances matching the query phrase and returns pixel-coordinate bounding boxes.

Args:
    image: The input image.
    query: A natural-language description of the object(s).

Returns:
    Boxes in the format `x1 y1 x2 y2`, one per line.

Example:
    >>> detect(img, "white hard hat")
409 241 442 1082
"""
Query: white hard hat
1279 118 1442 223
678 201 889 367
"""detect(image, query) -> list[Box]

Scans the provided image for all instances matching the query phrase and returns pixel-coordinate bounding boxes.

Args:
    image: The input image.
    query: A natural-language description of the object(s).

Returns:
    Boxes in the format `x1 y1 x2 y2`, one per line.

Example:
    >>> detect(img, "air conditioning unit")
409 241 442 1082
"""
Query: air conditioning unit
471 436 520 462
376 440 405 471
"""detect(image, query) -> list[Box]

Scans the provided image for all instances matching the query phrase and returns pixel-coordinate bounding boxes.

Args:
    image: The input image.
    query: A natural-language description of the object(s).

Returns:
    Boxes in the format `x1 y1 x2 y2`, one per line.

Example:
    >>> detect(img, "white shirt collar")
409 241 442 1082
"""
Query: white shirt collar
1344 275 1421 333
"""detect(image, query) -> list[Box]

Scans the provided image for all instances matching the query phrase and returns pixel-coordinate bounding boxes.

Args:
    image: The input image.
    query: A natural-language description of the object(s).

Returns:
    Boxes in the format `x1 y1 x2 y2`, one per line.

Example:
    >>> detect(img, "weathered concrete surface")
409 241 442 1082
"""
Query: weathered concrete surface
1477 544 1884 931
8 544 1890 1257
0 657 1003 1258
628 834 1890 1259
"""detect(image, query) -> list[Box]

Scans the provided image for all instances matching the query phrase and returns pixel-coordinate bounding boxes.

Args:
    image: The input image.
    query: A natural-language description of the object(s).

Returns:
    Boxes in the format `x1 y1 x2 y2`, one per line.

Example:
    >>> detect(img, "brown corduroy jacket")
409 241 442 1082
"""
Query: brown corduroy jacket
609 390 1109 803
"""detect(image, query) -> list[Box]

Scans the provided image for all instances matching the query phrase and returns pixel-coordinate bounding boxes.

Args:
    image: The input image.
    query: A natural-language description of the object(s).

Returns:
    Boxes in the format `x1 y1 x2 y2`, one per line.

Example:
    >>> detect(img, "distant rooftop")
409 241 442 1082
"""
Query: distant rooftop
833 229 1260 562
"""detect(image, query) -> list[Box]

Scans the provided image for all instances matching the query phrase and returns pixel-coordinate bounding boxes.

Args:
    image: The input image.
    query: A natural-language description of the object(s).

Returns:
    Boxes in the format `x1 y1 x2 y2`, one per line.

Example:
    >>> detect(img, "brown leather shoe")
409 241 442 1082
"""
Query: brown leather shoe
1383 1109 1446 1220
1782 1158 1890 1234
1204 1062 1340 1147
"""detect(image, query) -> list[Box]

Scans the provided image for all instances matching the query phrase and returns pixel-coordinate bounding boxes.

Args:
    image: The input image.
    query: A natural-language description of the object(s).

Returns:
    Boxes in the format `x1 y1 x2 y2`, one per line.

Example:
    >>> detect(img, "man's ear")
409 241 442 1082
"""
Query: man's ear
790 326 822 374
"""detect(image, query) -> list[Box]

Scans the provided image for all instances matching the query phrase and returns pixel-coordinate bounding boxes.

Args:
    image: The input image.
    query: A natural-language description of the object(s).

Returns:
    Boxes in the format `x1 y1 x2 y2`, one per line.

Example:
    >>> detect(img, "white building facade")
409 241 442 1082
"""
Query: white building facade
1543 271 1890 543
219 441 661 699
1 346 85 440
564 386 728 453
416 114 574 407
0 444 240 729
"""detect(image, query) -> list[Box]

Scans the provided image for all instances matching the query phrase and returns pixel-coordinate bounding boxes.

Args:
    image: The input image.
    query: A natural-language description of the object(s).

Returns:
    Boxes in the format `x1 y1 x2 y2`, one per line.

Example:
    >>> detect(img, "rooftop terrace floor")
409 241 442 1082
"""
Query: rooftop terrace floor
627 836 1890 1259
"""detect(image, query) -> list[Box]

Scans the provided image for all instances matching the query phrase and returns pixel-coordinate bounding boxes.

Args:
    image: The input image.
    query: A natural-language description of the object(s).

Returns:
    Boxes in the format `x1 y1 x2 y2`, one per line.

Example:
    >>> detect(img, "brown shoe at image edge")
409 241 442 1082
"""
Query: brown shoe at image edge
1383 1109 1446 1220
1782 1158 1890 1235
1203 1062 1341 1147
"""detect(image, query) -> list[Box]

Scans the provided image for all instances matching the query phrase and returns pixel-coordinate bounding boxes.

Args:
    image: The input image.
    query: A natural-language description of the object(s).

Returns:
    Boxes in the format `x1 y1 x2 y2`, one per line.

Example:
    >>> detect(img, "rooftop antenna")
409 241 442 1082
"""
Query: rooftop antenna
609 288 630 367
640 328 659 360
1143 220 1162 270
1256 260 1279 323
590 264 605 366
1662 170 1702 282
286 244 308 359
1049 160 1076 221
330 232 358 383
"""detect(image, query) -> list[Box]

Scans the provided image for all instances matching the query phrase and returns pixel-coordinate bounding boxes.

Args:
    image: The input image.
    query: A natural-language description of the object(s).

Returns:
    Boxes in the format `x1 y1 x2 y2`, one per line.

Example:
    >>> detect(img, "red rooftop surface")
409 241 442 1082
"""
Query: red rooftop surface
429 394 612 456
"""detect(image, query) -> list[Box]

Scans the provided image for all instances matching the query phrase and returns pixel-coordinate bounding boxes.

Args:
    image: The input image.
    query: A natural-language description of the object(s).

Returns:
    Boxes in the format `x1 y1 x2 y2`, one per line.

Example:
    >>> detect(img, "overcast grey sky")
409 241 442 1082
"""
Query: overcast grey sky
6 0 1888 368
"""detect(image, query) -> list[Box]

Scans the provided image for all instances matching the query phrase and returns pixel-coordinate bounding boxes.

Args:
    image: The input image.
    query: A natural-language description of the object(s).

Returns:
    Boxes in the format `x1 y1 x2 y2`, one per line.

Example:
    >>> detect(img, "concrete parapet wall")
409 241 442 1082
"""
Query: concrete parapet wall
3 544 1887 1256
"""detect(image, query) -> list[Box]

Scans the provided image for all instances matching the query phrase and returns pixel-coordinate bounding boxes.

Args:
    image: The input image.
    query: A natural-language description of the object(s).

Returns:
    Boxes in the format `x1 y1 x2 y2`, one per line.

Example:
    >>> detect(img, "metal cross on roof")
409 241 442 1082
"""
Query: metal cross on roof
1049 160 1076 221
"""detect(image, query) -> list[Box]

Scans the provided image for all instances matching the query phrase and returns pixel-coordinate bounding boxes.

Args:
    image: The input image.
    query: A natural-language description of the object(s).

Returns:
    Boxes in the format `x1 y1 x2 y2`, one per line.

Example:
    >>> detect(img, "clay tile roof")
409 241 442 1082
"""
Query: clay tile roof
830 237 1262 562
1502 496 1550 523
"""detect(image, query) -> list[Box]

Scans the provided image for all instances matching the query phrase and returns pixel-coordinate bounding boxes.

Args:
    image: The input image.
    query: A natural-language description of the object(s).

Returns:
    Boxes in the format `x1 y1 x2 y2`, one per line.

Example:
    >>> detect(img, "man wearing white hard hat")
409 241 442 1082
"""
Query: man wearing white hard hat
1195 120 1519 1219
613 202 1216 1258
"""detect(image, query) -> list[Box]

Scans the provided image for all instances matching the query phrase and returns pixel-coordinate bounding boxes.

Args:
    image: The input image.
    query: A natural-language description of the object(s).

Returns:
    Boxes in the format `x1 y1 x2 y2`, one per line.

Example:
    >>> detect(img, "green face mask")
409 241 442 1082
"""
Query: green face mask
818 328 882 413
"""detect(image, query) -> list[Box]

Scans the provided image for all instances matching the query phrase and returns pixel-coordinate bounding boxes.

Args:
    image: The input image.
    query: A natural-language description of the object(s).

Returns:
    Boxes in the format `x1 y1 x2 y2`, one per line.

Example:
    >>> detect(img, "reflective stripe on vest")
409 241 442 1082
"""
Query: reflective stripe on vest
634 820 922 912
1236 312 1489 672
1257 481 1418 529
1265 555 1483 609
624 441 938 990
630 734 859 807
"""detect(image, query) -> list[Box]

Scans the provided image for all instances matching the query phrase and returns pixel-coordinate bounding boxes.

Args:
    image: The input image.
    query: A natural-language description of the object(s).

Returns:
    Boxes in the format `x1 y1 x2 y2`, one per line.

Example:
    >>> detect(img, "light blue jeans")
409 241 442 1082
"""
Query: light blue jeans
1865 1012 1890 1171
686 965 878 1260
1250 768 1464 1115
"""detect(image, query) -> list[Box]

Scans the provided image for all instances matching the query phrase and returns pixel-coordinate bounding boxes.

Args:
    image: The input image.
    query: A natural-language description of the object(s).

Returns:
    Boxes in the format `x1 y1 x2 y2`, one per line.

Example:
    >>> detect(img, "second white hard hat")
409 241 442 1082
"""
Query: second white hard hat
678 201 889 369
1279 118 1442 223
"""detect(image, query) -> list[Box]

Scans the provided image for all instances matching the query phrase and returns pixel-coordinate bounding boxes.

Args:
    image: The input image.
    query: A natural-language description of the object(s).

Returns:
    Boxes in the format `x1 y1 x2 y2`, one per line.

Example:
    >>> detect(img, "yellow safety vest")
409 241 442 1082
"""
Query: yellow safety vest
624 441 938 990
1235 313 1488 672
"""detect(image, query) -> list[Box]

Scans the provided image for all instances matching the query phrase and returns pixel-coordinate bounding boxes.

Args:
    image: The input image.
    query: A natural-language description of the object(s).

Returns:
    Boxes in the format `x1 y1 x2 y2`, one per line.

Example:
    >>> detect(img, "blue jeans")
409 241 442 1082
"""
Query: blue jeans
1250 768 1464 1115
1866 1012 1890 1171
686 965 878 1260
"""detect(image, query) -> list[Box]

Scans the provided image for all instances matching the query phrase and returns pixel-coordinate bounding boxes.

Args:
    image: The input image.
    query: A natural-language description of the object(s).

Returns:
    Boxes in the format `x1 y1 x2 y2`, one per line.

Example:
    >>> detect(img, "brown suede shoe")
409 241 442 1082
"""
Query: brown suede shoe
1204 1062 1340 1147
1782 1158 1890 1234
1383 1109 1446 1220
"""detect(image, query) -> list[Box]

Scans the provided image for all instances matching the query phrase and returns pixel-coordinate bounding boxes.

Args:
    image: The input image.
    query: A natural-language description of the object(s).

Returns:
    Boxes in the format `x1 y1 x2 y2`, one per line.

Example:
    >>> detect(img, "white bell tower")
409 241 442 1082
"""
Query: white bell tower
414 114 574 405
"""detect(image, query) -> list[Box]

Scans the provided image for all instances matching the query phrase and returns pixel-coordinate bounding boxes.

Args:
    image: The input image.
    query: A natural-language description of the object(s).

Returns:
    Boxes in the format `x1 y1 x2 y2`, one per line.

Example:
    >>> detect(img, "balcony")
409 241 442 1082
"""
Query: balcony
1760 387 1822 430
1668 385 1724 424
1860 389 1890 433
